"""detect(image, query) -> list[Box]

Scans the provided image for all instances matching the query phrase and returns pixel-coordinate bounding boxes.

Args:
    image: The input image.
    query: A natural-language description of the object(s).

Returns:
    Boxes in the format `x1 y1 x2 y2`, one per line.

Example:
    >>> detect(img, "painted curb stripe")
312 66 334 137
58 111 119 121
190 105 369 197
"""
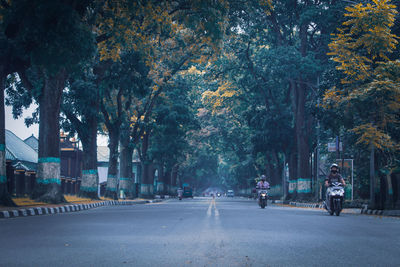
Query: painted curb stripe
119 178 131 181
38 157 60 163
37 178 61 185
106 187 117 191
82 169 98 175
107 175 116 178
0 144 5 151
19 209 27 216
80 186 98 192
0 175 6 183
0 200 166 219
297 189 312 193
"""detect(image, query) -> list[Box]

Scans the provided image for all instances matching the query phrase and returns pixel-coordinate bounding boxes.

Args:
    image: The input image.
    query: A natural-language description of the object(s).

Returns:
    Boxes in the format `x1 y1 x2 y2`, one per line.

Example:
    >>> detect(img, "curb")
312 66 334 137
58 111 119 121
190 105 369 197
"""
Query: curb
360 208 400 216
272 200 324 209
0 199 164 219
274 200 399 216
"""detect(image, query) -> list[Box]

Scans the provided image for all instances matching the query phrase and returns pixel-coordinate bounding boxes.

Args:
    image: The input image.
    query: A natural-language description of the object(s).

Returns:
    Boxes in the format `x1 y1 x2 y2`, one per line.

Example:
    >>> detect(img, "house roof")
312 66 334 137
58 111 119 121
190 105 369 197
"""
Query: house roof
24 134 39 152
13 161 37 171
6 130 38 163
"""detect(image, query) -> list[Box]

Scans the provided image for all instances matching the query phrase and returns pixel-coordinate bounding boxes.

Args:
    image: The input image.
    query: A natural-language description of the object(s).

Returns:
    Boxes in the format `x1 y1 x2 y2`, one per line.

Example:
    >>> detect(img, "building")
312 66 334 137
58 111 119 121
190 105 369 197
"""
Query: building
5 130 38 196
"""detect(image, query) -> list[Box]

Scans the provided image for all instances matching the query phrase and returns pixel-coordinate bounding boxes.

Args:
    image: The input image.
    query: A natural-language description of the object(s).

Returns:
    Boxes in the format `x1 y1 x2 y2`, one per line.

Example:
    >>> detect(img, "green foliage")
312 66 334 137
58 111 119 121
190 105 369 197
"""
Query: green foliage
149 77 199 172
325 0 400 152
3 0 95 75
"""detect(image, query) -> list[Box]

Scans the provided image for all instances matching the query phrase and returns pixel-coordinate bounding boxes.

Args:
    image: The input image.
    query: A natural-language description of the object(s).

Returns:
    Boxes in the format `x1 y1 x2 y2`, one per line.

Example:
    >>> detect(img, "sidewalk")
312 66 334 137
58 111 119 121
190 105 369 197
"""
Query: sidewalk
0 196 165 219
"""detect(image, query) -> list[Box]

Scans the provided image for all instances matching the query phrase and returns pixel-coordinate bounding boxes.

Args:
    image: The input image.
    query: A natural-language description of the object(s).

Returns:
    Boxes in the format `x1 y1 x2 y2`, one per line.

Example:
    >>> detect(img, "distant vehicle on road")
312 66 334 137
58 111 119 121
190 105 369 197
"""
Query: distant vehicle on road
182 183 193 198
227 190 234 197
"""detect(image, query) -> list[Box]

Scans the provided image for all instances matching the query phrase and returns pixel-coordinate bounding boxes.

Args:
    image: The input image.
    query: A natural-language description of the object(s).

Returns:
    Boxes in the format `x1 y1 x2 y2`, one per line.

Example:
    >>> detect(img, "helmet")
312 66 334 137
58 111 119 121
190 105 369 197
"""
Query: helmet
261 175 266 181
330 163 339 170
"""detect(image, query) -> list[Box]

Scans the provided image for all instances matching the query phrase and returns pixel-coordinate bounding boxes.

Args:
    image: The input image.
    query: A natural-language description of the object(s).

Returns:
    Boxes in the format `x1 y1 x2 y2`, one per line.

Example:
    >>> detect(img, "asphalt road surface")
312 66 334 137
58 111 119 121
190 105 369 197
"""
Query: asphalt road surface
1 197 399 267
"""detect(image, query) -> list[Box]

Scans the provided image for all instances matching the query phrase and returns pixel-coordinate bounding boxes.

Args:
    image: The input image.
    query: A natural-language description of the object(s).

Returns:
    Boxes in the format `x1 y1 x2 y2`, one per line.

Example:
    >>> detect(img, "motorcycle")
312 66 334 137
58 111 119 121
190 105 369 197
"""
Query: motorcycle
258 189 268 209
324 182 344 216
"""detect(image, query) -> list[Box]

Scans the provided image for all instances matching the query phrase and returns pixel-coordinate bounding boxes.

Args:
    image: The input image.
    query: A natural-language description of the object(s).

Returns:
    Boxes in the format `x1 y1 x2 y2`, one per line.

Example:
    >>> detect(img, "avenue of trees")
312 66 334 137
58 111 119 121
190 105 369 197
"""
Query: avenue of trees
1 0 399 208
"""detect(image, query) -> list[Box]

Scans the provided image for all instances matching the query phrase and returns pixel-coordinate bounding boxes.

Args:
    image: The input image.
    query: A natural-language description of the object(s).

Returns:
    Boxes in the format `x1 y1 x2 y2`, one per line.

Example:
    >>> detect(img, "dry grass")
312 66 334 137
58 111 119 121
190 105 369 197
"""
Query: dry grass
13 197 47 207
64 195 103 203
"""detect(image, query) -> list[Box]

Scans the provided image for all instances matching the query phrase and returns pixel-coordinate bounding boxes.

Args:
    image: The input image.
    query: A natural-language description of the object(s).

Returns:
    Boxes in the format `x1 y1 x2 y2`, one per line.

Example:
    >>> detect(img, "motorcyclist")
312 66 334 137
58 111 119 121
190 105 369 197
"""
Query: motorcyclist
256 175 270 191
177 187 183 199
325 164 346 203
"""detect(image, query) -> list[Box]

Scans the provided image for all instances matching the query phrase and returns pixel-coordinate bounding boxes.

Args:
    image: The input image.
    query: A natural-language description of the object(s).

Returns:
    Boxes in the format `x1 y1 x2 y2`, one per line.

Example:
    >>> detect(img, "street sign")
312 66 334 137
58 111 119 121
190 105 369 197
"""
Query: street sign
328 142 342 152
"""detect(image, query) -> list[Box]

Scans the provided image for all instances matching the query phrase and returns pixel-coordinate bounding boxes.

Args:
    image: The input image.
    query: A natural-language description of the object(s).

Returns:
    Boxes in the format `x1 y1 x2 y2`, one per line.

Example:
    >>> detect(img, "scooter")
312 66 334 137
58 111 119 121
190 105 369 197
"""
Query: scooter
324 182 344 216
258 189 268 209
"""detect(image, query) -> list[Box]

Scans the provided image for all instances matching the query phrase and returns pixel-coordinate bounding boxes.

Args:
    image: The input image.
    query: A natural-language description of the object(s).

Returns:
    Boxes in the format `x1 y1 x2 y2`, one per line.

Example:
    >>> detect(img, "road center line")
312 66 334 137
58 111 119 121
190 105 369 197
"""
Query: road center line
214 200 219 217
207 199 213 217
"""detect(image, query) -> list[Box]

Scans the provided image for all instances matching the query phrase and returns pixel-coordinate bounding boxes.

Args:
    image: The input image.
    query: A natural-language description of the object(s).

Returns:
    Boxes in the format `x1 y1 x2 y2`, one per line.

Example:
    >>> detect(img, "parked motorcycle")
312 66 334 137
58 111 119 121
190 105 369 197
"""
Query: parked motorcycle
324 182 344 216
258 189 268 209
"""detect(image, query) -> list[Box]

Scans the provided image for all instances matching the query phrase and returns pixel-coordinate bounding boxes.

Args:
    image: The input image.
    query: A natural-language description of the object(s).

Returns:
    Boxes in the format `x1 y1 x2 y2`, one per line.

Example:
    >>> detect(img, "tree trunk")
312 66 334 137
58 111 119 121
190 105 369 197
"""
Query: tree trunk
288 150 297 199
105 128 119 199
296 83 310 179
0 74 16 206
370 145 376 209
163 170 171 196
119 128 133 199
79 117 99 199
140 162 153 198
294 23 311 199
171 165 179 196
139 132 153 198
31 69 66 204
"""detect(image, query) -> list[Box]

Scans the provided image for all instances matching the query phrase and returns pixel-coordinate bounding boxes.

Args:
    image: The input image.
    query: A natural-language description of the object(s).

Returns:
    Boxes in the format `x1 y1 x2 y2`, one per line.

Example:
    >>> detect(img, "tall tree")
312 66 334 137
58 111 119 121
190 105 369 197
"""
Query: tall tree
61 68 101 199
324 0 400 207
4 0 95 203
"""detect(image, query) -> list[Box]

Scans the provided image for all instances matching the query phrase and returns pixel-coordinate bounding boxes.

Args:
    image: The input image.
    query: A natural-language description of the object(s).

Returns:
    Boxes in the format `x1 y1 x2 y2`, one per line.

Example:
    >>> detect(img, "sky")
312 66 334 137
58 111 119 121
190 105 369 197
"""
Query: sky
5 100 109 146
5 102 38 140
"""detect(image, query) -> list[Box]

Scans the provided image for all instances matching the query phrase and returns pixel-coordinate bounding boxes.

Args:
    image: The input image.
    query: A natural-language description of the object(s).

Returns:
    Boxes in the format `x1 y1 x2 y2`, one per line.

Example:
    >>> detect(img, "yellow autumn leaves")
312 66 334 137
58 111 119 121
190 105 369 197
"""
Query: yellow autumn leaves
324 0 400 151
202 81 239 113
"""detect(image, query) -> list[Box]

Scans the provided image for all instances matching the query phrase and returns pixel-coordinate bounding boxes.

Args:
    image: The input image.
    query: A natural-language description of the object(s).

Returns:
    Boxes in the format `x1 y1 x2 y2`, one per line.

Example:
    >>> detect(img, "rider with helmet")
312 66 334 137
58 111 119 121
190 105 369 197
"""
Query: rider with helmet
325 164 346 201
256 175 270 190
325 164 346 187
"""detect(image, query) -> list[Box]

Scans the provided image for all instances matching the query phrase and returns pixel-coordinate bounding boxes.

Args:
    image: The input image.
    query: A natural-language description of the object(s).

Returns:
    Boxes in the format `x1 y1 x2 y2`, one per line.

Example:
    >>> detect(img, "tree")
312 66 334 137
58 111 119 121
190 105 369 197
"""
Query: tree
95 0 227 198
3 0 95 203
61 66 101 199
99 52 149 199
324 0 400 207
148 77 199 194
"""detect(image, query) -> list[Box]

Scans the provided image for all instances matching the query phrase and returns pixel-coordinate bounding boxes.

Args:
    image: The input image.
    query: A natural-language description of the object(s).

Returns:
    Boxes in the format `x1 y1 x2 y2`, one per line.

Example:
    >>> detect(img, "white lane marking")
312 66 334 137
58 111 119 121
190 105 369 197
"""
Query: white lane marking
214 200 219 217
207 200 213 217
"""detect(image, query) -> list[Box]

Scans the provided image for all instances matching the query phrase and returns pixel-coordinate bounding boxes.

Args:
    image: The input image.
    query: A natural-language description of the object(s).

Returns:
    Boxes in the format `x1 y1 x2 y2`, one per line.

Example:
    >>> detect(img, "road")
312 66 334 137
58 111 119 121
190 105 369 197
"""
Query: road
0 197 399 267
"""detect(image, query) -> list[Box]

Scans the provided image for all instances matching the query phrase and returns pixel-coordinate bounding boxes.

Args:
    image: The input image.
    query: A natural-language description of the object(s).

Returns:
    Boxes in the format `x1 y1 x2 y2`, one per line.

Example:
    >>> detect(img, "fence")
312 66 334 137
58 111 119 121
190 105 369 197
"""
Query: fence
6 162 81 197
